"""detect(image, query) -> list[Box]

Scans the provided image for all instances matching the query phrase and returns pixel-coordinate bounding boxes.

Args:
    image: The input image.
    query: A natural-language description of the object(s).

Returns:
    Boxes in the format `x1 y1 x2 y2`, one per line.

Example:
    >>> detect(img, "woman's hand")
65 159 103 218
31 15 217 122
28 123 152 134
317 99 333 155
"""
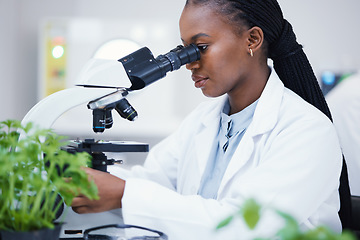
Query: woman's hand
71 167 125 214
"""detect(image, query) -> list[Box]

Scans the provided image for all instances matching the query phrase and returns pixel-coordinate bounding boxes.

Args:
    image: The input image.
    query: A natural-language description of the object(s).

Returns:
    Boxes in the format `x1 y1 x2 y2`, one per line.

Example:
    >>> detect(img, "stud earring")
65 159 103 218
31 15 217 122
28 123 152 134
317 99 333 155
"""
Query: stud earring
250 49 254 57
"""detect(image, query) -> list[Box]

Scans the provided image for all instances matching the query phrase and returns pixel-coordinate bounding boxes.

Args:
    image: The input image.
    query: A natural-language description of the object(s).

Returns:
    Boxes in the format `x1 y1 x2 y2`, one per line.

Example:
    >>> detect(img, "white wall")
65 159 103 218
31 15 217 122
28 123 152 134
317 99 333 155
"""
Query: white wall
279 0 360 73
1 0 360 128
0 1 20 121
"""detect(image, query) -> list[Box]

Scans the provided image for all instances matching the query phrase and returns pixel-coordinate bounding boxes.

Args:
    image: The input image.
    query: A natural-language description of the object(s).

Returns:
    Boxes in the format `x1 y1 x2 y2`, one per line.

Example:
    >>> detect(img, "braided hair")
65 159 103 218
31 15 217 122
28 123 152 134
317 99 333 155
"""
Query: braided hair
185 0 352 229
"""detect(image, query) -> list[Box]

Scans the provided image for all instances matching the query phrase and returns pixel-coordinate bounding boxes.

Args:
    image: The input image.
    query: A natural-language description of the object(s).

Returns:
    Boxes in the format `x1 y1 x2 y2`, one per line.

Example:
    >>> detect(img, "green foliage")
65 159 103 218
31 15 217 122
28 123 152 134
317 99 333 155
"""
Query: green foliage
217 198 356 240
0 119 99 232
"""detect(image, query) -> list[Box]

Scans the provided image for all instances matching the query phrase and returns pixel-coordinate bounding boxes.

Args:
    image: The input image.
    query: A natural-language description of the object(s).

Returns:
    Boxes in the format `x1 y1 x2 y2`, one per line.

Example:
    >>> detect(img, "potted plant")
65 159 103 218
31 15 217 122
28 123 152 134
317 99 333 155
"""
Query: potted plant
0 119 99 240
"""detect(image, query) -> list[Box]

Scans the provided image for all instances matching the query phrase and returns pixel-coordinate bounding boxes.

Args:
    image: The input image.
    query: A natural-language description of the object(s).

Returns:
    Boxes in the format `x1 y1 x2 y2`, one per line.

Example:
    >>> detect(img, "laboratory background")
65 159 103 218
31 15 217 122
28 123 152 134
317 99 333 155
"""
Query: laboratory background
1 0 360 192
1 0 360 239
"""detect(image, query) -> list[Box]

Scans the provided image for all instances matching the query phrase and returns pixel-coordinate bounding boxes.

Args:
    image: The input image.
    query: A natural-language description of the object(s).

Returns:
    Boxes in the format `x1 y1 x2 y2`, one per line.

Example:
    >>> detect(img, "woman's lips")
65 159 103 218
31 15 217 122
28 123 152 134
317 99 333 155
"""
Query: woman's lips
192 75 209 88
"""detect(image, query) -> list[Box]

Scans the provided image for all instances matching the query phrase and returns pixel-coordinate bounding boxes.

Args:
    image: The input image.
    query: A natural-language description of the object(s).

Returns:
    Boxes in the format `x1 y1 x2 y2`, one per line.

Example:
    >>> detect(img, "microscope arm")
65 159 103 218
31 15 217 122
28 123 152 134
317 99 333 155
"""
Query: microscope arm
21 57 133 135
21 87 119 130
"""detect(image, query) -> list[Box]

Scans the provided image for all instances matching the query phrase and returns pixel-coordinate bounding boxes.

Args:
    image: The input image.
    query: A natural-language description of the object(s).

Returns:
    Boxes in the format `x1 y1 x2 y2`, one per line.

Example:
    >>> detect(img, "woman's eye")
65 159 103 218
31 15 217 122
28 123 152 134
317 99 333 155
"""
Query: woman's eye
197 45 208 52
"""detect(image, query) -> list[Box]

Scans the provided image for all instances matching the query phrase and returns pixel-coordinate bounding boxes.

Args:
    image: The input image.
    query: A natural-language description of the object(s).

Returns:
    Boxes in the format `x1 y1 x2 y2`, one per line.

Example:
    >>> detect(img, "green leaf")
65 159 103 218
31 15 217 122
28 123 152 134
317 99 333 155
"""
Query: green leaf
216 215 234 230
241 198 261 230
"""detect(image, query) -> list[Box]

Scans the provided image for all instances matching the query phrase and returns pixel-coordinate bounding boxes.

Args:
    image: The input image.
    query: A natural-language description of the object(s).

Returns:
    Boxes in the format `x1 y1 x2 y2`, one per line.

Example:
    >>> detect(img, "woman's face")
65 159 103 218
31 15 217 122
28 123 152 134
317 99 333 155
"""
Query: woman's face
179 4 253 98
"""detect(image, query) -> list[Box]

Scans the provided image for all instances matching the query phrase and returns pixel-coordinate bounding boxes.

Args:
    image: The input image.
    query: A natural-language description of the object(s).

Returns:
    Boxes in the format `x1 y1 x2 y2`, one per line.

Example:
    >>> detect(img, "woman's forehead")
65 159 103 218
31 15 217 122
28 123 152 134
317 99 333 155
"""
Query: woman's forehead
179 5 229 38
179 4 243 42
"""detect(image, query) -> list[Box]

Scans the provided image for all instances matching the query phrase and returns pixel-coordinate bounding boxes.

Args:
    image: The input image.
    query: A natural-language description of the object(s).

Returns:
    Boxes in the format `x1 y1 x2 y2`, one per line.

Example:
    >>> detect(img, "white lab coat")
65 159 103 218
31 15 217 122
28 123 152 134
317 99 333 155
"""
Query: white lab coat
326 73 360 196
115 71 343 240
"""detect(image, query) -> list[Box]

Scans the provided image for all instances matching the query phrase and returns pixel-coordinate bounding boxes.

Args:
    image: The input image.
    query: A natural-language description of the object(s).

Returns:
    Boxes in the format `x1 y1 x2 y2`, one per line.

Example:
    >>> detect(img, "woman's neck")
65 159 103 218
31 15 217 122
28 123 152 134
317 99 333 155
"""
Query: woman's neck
228 64 270 115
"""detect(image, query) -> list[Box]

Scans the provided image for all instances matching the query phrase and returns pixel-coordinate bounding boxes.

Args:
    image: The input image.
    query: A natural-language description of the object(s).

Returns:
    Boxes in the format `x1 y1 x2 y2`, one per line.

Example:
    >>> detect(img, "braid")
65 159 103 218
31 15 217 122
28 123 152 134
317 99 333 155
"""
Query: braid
186 0 352 229
273 45 333 119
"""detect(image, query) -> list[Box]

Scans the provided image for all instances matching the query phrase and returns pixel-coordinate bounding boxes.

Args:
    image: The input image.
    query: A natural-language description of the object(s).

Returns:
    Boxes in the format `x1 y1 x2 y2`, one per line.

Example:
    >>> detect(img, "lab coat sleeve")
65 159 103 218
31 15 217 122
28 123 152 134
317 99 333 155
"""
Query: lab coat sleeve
108 137 179 191
117 99 218 191
122 178 282 240
117 119 188 191
110 103 203 188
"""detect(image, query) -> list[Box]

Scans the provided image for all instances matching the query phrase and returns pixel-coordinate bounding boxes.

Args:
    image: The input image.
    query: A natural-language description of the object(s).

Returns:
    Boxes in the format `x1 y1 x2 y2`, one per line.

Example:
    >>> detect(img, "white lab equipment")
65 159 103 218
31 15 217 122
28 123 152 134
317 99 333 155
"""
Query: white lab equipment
21 44 200 238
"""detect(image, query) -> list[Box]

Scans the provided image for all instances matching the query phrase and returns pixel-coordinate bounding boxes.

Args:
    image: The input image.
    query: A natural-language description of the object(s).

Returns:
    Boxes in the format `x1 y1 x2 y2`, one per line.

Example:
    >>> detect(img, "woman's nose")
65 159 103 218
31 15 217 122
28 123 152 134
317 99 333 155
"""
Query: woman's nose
186 60 200 71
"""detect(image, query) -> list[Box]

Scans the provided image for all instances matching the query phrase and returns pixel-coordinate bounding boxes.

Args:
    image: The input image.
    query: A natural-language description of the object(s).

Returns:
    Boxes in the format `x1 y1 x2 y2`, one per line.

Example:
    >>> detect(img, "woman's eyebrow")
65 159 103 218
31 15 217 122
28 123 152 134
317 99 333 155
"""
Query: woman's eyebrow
191 33 210 41
181 33 211 43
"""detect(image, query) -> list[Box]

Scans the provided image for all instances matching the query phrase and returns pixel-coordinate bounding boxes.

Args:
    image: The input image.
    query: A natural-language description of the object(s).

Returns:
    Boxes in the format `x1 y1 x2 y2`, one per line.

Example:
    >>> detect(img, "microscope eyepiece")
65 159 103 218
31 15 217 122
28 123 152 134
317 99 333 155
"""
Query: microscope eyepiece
119 44 200 90
157 44 200 72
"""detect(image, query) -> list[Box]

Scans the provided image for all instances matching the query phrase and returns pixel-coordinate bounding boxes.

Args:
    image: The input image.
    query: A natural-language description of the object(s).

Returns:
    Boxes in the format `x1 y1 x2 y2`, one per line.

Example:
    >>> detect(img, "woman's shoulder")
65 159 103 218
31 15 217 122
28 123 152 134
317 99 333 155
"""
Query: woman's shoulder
281 88 334 128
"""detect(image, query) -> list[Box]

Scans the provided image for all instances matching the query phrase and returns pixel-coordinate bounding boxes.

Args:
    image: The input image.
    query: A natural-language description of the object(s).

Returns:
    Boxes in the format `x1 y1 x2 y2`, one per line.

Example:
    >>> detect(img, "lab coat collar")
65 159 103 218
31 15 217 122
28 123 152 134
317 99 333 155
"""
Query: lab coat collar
201 97 226 128
200 68 284 136
194 102 223 177
248 68 284 136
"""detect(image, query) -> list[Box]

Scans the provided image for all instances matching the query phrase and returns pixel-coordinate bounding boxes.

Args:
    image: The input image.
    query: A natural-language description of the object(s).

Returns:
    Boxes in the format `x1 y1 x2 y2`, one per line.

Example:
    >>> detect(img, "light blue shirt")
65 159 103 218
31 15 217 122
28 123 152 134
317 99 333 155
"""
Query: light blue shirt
198 98 258 199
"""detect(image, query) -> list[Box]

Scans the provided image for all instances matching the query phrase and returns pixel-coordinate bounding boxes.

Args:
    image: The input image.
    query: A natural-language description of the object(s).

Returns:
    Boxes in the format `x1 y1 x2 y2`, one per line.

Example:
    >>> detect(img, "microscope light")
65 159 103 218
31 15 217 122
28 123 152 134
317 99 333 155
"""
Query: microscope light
52 45 64 59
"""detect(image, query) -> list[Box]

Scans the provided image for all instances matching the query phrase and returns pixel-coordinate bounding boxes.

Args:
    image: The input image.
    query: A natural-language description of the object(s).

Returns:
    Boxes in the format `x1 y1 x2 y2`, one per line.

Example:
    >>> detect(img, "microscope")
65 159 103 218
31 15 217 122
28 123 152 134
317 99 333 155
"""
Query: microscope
20 43 200 238
21 44 199 171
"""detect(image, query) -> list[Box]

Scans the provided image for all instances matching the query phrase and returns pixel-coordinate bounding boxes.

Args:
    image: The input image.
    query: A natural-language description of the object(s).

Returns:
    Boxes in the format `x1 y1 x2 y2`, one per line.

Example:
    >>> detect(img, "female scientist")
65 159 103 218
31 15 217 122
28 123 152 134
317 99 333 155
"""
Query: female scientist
72 0 351 239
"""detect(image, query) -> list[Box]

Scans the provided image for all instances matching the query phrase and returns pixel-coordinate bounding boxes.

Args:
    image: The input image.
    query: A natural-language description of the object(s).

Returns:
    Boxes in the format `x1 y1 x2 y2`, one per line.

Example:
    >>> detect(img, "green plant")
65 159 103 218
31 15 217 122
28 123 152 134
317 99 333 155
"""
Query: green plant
0 119 98 232
217 198 355 240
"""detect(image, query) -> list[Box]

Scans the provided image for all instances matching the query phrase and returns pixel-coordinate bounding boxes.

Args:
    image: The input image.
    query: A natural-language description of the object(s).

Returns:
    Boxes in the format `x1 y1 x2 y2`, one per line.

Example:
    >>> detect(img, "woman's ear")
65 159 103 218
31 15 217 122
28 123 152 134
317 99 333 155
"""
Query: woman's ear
247 26 264 56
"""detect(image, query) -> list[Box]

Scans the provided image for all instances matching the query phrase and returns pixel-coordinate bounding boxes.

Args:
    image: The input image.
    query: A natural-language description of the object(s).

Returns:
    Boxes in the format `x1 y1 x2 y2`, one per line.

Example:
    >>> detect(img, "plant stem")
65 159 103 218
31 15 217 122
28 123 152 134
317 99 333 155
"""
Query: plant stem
19 174 30 230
